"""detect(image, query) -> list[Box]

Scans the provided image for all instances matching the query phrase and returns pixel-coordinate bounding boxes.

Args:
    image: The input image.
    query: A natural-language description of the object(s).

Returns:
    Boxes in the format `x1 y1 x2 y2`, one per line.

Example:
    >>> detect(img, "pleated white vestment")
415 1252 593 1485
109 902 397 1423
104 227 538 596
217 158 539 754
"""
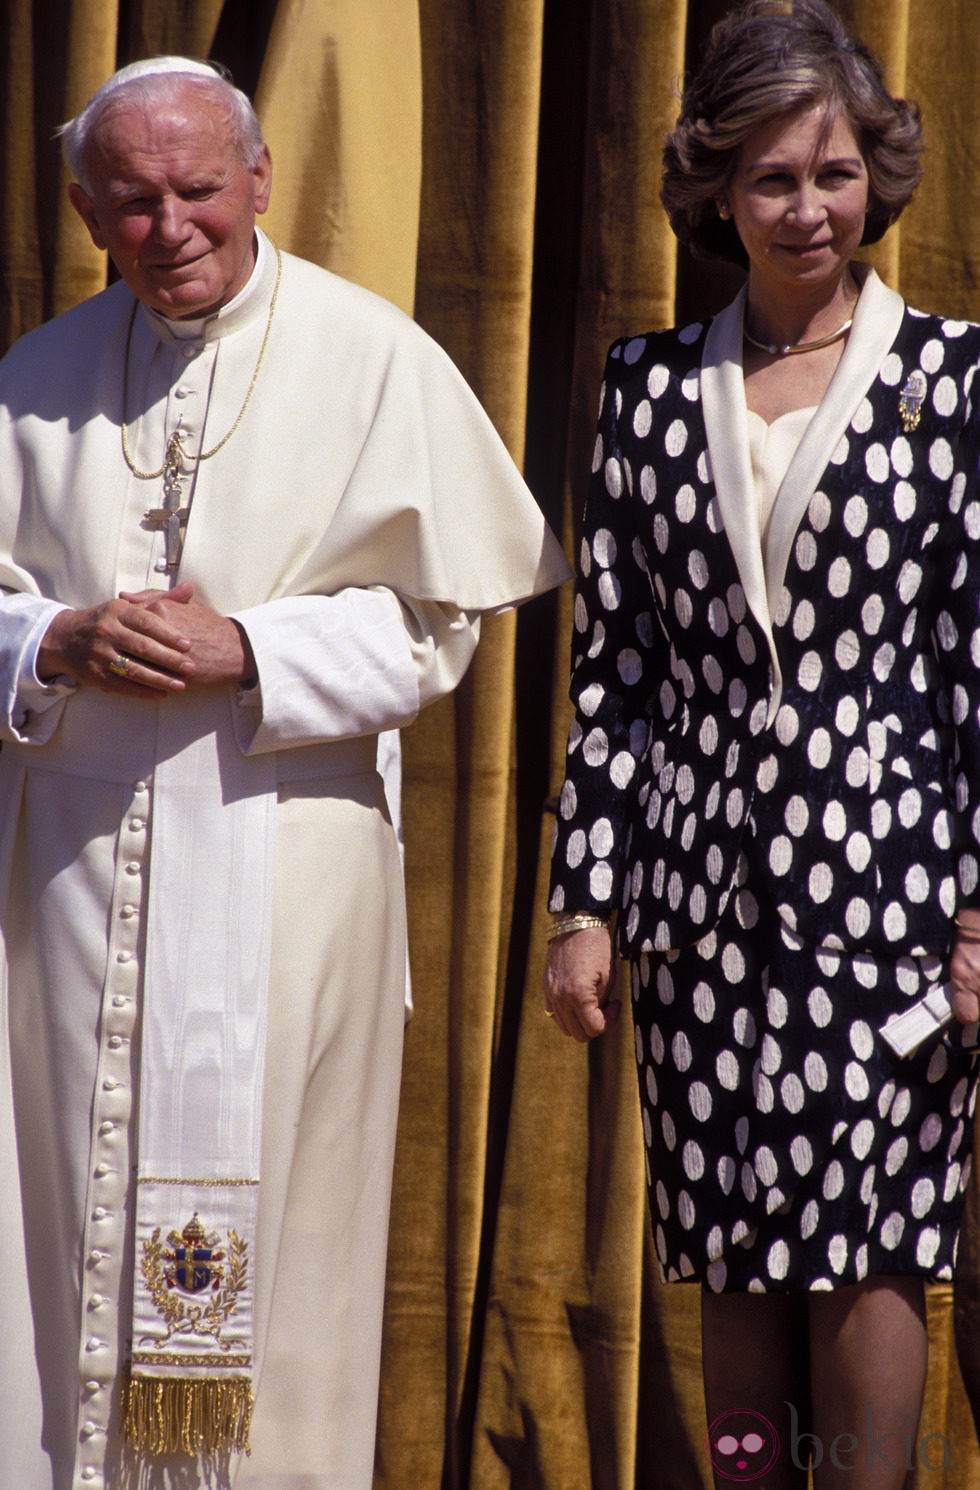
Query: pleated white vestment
0 232 570 1490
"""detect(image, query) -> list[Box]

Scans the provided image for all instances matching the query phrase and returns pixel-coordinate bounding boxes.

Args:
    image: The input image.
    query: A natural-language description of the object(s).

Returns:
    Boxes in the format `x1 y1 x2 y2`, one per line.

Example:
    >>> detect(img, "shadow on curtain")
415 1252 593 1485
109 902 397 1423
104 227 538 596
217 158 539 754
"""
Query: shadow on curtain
3 1 980 1486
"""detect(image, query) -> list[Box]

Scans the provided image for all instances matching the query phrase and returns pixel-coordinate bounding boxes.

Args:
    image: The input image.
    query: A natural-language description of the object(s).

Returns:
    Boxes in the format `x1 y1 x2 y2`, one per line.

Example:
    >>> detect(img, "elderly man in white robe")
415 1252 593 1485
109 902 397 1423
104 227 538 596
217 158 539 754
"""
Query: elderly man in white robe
0 57 569 1490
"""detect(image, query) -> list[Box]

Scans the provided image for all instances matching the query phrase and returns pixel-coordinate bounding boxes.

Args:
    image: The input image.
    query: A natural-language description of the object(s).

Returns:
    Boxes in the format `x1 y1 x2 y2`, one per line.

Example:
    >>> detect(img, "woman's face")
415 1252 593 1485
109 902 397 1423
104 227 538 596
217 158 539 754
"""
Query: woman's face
724 104 869 302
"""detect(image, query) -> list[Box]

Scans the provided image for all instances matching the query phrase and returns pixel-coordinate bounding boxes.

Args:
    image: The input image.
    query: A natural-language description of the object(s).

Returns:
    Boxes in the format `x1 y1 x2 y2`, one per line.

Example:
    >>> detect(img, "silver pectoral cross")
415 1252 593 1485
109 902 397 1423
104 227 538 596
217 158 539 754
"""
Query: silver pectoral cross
143 428 191 572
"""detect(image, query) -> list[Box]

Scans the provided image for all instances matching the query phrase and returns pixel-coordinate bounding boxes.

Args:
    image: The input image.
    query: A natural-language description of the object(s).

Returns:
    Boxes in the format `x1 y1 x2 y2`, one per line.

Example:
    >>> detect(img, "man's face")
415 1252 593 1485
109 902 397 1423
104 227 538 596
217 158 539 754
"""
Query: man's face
69 84 272 319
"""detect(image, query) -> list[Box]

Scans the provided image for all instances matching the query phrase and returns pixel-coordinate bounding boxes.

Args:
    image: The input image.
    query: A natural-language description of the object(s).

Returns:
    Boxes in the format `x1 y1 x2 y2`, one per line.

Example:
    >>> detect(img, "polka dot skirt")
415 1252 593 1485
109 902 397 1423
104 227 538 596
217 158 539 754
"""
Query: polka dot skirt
632 849 976 1291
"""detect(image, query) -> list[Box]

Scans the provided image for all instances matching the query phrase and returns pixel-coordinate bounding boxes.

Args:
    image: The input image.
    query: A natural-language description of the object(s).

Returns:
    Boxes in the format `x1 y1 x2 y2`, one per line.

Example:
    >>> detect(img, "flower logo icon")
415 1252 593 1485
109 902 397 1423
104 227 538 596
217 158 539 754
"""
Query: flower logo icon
707 1408 781 1482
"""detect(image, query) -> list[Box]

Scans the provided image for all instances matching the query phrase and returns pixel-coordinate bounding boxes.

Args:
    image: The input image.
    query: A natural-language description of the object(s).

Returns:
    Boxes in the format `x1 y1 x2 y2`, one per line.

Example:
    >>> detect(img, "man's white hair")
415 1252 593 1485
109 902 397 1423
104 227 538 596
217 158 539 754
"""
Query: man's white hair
58 57 265 189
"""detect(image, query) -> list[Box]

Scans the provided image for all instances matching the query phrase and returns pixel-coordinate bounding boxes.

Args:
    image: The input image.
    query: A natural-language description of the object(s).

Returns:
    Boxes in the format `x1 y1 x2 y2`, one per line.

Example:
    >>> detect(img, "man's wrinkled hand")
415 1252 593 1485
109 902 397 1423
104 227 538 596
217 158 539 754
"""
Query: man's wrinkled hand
119 582 255 686
38 596 195 697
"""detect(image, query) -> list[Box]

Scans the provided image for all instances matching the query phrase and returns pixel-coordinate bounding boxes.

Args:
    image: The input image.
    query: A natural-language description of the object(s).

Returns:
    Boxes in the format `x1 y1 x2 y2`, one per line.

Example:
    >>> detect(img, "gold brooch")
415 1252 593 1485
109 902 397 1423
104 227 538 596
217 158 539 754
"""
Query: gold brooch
898 370 926 433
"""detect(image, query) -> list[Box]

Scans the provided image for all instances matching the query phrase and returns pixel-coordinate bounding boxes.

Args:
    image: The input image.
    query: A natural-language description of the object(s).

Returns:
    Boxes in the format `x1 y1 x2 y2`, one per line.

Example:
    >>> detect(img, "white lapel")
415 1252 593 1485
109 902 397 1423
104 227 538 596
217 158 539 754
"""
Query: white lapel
701 267 905 720
763 267 905 616
701 286 779 704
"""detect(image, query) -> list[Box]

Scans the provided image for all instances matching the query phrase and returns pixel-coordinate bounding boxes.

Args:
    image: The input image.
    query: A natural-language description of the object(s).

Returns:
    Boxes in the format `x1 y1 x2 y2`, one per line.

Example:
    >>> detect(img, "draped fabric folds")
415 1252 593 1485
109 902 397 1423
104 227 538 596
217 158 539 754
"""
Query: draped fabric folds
3 2 980 1486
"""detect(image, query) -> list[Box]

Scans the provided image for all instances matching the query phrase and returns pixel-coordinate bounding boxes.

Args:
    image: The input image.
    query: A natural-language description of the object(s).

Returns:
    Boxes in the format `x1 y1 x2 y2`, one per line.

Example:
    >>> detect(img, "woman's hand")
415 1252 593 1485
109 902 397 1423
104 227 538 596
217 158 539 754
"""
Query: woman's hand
951 915 980 1025
543 924 619 1042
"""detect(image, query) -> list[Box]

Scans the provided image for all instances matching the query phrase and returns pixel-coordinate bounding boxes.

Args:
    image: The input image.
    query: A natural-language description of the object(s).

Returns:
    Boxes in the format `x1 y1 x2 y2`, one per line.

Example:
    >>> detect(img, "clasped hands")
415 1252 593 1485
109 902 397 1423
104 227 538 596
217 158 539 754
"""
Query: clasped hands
37 581 256 697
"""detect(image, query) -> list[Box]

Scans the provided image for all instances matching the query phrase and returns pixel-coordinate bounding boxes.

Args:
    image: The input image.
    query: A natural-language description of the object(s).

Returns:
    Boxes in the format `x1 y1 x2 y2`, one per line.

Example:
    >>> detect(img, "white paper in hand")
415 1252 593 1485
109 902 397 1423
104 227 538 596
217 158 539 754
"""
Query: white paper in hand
880 984 954 1058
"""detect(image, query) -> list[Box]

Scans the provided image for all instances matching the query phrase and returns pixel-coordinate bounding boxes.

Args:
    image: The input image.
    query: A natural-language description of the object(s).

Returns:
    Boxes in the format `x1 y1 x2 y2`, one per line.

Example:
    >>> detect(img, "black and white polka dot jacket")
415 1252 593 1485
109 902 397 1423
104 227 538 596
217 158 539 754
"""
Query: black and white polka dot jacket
549 270 980 961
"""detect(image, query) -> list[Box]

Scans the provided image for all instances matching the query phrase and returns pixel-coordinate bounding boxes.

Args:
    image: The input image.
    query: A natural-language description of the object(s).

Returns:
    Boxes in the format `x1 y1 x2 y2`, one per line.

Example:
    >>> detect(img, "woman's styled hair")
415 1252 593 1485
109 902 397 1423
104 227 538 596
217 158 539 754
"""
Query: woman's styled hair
661 0 923 266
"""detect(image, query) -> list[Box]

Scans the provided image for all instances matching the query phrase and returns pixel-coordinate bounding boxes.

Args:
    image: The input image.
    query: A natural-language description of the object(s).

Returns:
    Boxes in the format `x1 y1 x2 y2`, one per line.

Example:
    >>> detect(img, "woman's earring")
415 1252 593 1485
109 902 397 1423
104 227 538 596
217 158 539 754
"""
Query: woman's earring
718 202 731 221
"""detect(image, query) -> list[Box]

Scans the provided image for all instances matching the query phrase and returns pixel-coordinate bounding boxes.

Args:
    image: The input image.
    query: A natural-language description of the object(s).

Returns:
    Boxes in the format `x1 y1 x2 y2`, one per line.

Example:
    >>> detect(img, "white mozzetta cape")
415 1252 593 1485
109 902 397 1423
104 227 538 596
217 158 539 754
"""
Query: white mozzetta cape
0 235 569 1489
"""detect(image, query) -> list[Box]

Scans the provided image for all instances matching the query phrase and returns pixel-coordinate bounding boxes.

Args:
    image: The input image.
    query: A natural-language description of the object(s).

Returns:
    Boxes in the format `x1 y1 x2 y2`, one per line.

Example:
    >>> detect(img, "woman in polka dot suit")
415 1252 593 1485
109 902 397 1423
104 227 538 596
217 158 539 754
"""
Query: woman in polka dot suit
545 1 980 1482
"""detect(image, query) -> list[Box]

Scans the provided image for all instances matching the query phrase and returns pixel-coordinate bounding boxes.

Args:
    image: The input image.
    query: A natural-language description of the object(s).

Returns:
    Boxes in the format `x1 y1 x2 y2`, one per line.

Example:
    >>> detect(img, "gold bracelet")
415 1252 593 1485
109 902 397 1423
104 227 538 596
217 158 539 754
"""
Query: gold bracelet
546 913 609 942
954 917 980 933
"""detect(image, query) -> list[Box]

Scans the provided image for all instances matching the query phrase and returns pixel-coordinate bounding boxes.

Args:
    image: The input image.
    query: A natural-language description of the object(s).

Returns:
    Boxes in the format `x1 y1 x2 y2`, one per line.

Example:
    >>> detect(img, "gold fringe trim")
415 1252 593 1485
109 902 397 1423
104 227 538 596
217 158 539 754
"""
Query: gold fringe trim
123 1374 253 1456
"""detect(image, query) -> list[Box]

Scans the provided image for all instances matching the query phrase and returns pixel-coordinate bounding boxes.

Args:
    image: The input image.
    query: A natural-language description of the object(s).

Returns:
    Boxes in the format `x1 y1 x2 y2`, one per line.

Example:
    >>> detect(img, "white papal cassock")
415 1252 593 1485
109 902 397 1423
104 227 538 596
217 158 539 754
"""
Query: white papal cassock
0 231 569 1489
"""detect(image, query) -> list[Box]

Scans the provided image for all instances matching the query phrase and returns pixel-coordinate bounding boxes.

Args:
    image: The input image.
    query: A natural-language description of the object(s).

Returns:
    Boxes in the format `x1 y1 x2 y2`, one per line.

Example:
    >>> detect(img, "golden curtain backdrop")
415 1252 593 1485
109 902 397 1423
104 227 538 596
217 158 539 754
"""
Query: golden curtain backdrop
4 2 980 1486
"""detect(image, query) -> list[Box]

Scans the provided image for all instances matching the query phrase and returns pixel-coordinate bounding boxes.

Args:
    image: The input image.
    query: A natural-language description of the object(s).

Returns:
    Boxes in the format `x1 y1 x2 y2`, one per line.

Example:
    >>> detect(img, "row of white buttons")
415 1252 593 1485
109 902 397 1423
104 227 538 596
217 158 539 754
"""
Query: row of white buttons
72 778 149 1489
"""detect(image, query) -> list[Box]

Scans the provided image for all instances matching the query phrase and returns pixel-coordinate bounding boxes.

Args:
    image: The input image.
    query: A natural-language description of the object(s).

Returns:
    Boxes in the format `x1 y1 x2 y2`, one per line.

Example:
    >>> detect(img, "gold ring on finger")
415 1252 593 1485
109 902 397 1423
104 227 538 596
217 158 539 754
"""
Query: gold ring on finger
108 654 133 679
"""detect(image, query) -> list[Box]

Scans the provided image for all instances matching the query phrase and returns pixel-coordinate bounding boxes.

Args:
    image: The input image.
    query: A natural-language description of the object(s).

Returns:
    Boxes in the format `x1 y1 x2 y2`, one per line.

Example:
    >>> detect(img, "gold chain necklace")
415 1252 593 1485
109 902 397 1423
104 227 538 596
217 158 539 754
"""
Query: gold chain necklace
120 243 283 479
743 316 853 357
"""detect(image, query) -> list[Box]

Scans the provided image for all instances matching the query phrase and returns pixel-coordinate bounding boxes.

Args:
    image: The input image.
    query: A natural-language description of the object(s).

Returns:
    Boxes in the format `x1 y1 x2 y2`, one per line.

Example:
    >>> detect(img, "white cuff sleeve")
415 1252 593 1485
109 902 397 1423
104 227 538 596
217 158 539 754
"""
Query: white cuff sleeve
229 589 426 754
0 594 76 743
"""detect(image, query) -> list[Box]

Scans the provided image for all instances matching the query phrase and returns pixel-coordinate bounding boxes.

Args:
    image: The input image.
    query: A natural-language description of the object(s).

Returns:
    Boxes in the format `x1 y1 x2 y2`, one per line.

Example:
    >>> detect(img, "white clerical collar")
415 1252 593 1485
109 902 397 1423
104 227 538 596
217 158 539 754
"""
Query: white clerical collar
140 228 277 346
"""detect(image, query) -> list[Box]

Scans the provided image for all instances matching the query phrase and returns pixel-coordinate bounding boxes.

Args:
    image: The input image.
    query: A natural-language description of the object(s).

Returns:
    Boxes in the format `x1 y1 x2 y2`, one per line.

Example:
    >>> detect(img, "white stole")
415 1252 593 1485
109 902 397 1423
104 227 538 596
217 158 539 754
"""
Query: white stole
125 694 275 1453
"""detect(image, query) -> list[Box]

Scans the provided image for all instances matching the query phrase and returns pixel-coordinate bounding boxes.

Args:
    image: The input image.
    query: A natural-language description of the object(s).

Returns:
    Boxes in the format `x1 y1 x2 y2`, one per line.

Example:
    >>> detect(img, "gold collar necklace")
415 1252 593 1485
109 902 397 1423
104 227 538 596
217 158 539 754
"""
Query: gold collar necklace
743 315 853 358
120 243 283 479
